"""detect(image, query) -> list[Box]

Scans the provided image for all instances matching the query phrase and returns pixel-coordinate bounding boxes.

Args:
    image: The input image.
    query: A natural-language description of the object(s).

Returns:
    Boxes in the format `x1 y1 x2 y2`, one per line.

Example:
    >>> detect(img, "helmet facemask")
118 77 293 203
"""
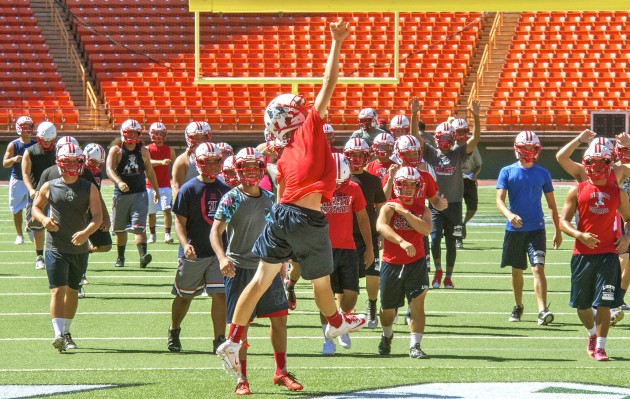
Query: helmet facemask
344 149 369 172
236 159 265 186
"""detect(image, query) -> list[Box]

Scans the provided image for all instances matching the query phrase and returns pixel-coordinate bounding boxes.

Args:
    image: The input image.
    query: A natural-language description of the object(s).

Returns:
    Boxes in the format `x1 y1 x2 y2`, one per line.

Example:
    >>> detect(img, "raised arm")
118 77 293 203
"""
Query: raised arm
555 129 595 182
466 99 481 154
314 20 350 118
410 96 423 145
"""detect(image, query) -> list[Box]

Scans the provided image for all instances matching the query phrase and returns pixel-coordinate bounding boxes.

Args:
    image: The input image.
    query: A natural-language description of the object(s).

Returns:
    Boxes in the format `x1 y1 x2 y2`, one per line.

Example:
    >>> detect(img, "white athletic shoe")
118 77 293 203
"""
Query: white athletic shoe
52 335 66 353
337 333 352 349
216 339 242 379
322 339 336 356
35 255 45 270
15 235 24 245
164 233 174 244
148 233 156 244
80 275 89 285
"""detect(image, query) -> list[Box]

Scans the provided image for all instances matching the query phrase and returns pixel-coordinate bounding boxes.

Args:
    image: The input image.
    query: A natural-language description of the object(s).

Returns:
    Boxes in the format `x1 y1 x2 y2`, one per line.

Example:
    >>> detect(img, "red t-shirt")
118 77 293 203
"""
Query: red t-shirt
382 168 438 202
367 159 394 180
321 181 366 249
574 180 621 255
146 143 171 188
277 107 336 204
382 197 426 264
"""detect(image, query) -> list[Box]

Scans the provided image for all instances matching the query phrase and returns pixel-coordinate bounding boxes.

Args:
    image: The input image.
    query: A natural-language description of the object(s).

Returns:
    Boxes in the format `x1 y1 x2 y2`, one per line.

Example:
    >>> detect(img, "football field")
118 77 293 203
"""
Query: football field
1 183 630 398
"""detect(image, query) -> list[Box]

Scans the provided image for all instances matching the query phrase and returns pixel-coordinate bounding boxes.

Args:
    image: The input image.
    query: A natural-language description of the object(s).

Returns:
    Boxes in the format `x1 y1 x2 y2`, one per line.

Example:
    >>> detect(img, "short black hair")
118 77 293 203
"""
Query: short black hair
418 120 426 131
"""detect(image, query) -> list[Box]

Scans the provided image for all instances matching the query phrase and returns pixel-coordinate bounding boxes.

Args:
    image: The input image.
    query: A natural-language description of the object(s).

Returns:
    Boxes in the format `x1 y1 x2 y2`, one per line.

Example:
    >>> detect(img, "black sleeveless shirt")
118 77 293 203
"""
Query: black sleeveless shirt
114 144 146 195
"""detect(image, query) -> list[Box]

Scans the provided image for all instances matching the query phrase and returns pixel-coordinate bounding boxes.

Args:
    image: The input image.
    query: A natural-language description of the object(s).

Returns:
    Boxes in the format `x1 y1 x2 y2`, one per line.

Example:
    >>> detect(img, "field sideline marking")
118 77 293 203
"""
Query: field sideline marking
0 273 574 279
0 290 573 296
2 336 630 341
0 310 580 316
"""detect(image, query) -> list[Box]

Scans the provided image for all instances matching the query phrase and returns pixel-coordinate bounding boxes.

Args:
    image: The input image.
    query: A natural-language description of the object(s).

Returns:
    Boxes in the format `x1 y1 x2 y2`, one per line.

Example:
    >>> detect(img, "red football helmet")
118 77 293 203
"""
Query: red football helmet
394 135 422 167
149 122 167 143
222 155 239 187
514 131 542 163
194 142 222 179
120 119 142 145
372 133 395 158
343 138 370 172
56 143 85 177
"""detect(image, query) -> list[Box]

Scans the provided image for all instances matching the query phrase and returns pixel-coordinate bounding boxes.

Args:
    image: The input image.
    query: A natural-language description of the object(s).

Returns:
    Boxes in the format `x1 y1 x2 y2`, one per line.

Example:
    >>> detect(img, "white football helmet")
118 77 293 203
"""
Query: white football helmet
358 108 378 131
216 142 234 160
149 122 167 143
393 166 424 201
222 155 239 187
56 136 79 156
514 131 542 163
589 137 614 152
394 135 422 167
56 143 85 177
36 121 57 152
84 143 106 175
372 132 395 158
435 122 456 151
235 147 265 186
263 128 273 142
15 116 34 136
185 121 211 149
332 153 351 189
343 138 370 172
389 114 410 137
451 118 470 141
583 144 613 181
194 142 222 179
264 93 308 142
120 119 142 145
323 123 335 146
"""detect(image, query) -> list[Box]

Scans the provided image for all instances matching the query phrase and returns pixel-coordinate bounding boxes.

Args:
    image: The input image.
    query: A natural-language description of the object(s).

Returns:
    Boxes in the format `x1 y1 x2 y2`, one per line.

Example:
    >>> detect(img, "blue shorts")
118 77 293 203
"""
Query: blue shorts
380 258 429 310
330 249 360 294
570 253 623 309
89 228 112 247
356 234 380 278
430 201 463 240
501 229 546 269
224 267 288 323
45 250 89 290
252 203 333 280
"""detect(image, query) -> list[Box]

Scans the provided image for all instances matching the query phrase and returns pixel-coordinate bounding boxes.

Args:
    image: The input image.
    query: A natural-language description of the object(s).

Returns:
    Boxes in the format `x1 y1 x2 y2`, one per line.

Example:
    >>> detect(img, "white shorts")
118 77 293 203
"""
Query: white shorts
147 187 172 214
9 176 28 214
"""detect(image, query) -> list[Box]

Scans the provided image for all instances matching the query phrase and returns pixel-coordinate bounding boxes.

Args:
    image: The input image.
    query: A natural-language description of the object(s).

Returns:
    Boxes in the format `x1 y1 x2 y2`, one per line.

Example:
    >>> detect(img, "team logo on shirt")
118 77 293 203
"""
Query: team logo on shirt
393 214 414 230
201 190 222 224
64 189 76 202
122 154 140 175
589 191 610 214
432 155 456 176
321 194 352 214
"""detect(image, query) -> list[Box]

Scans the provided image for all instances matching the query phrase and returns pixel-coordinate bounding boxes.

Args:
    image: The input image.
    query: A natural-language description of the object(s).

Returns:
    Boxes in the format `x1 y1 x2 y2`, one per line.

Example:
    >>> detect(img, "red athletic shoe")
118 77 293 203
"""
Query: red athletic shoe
272 371 304 391
443 278 455 289
235 379 250 395
594 348 609 361
285 284 297 311
432 269 443 289
587 334 597 358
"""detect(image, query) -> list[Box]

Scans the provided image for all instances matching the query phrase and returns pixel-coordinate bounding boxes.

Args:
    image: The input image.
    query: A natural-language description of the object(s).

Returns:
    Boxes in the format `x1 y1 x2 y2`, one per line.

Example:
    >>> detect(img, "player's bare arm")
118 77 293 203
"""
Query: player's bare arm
174 213 196 260
210 219 235 278
616 190 630 253
377 204 416 257
560 186 600 249
410 96 423 144
172 153 188 199
383 164 400 200
2 142 19 168
21 150 36 198
73 184 103 246
32 183 58 232
466 99 481 155
355 208 375 268
429 193 448 211
386 202 432 236
314 20 350 118
544 191 562 249
555 130 594 182
496 188 523 229
142 146 160 203
106 145 128 192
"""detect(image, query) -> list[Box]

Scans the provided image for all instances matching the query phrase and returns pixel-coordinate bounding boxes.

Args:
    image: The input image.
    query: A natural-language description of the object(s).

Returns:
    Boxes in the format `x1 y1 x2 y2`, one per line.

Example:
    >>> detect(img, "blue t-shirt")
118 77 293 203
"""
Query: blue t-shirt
10 138 36 180
496 162 554 232
172 177 229 258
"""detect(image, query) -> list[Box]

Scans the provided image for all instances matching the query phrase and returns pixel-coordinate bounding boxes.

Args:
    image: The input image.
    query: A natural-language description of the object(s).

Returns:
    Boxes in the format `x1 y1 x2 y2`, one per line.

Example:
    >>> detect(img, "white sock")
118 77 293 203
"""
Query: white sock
592 307 597 316
410 332 423 347
382 325 394 338
52 318 64 337
596 337 607 349
587 326 597 337
63 318 73 333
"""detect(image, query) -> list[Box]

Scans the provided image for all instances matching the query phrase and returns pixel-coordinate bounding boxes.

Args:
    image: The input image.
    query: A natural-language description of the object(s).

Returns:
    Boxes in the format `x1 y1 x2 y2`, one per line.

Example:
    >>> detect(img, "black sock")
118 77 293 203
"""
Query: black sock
137 243 147 257
36 250 43 257
117 245 126 259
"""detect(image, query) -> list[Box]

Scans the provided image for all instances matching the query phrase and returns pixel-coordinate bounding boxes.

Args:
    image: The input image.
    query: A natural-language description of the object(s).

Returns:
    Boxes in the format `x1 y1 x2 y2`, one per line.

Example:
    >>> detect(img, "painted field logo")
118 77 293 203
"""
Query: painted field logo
315 382 630 399
0 384 116 399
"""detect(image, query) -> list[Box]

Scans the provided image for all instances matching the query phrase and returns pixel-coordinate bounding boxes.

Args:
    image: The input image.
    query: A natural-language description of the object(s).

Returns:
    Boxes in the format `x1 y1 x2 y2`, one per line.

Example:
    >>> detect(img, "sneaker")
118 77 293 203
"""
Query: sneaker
538 306 554 326
366 300 378 329
432 269 443 289
322 339 336 356
405 307 411 325
393 308 399 324
148 233 156 243
80 274 89 285
216 339 242 379
168 327 182 352
63 332 77 349
409 343 430 359
235 379 250 395
115 257 125 268
456 239 464 249
212 335 226 354
453 225 463 238
337 333 351 349
164 233 174 244
611 308 625 326
621 303 630 311
15 235 24 245
285 283 297 311
139 253 152 268
587 334 597 358
77 286 85 299
325 313 367 339
35 255 45 270
594 348 609 361
378 333 393 355
509 305 524 322
443 278 455 289
52 335 66 353
272 371 303 391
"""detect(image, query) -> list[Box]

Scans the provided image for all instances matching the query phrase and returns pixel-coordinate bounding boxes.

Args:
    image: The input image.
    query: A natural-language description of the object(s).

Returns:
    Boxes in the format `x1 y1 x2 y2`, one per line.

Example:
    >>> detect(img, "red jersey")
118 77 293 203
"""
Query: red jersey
146 143 171 188
382 169 438 202
331 146 341 154
575 180 621 254
277 107 336 204
321 181 366 249
367 159 394 180
382 197 426 264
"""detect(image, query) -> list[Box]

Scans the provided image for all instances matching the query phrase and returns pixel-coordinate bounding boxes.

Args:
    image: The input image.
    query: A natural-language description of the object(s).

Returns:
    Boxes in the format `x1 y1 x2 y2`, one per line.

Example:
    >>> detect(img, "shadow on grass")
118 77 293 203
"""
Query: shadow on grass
429 353 575 362
90 267 172 273
79 348 211 355
100 282 172 288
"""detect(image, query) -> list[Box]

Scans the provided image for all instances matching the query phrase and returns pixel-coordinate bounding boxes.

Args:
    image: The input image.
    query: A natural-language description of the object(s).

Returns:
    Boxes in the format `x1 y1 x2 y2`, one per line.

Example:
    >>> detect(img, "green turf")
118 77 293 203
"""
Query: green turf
1 183 629 398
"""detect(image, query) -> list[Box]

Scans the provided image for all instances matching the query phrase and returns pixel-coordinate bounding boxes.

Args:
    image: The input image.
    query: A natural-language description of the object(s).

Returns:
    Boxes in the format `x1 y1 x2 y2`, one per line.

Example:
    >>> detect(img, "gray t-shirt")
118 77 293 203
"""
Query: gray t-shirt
215 187 276 269
462 147 482 179
350 127 388 145
46 177 93 254
184 154 199 182
423 144 468 203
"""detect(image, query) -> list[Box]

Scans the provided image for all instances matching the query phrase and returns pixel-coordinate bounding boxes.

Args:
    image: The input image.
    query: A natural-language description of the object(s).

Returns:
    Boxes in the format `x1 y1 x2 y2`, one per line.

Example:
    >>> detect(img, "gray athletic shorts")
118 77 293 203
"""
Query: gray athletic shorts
171 256 225 297
112 192 148 233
